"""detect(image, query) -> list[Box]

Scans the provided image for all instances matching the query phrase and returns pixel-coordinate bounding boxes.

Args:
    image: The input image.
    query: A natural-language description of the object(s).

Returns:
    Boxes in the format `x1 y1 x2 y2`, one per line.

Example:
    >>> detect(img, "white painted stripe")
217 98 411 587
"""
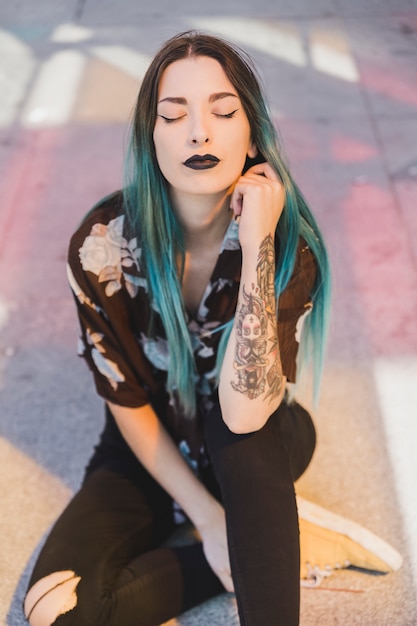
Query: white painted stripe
51 22 94 44
188 18 307 67
0 29 36 127
190 17 359 83
310 41 359 83
90 46 151 80
373 356 417 585
0 296 9 331
21 50 85 127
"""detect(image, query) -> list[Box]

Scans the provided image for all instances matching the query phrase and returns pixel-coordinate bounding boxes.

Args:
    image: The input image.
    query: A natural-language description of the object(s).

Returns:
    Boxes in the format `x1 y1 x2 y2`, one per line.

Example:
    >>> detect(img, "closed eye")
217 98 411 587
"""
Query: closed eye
215 109 239 119
158 114 186 123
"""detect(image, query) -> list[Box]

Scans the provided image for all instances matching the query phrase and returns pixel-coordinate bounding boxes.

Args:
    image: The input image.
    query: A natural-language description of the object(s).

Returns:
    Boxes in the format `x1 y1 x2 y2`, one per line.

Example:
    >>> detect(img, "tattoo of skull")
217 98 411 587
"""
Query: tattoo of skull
232 234 284 400
233 286 268 398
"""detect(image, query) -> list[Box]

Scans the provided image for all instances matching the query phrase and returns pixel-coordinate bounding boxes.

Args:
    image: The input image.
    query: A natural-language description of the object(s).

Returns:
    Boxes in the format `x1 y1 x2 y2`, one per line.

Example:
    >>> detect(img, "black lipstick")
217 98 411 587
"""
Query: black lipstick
183 154 220 170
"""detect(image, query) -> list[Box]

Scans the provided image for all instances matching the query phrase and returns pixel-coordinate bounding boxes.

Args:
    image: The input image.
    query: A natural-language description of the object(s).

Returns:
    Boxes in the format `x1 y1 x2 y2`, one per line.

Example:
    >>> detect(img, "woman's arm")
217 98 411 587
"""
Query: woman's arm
219 163 286 434
107 400 233 592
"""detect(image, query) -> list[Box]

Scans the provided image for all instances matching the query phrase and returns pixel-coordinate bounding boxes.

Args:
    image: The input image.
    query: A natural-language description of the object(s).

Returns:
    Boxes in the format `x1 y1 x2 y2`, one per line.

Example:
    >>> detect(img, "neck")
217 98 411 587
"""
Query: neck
171 190 233 248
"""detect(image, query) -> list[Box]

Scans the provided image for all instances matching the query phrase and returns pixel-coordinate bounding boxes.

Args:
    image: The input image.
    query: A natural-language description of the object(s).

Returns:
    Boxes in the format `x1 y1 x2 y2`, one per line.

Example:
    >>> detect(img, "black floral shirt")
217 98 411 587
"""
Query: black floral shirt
67 191 316 465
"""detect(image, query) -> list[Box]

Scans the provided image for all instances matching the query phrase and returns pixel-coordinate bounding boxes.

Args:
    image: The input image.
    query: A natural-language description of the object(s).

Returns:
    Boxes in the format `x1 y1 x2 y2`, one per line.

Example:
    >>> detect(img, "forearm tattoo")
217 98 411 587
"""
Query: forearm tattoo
232 235 284 400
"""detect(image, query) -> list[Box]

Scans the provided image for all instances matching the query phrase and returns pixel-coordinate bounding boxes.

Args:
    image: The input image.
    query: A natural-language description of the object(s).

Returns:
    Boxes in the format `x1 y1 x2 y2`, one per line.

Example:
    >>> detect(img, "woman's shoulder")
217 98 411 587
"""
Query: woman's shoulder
70 190 125 244
277 236 317 302
68 191 130 261
67 190 147 299
293 237 317 288
275 234 316 277
297 237 316 270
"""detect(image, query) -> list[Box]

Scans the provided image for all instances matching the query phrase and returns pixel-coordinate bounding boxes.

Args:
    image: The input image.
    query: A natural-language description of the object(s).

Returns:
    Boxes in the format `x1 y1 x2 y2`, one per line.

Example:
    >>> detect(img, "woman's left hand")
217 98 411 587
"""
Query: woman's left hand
230 162 285 252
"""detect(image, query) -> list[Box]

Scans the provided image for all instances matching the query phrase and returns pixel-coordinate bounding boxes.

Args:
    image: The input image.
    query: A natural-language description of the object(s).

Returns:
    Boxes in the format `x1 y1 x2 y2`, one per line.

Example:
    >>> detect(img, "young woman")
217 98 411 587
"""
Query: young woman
24 31 337 626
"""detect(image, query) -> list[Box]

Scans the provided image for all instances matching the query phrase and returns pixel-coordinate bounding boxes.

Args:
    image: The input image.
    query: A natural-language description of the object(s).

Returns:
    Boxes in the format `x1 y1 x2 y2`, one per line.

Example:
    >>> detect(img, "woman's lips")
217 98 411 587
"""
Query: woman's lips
183 154 220 170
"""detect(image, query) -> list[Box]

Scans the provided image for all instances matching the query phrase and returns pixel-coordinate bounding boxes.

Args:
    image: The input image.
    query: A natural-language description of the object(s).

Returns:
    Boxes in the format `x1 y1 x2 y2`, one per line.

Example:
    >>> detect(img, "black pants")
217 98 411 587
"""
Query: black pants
26 398 316 626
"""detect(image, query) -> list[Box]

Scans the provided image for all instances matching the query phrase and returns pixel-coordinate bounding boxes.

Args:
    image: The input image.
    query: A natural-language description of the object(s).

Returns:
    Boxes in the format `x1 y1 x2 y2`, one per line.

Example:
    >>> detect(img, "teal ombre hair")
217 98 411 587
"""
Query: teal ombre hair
123 31 331 416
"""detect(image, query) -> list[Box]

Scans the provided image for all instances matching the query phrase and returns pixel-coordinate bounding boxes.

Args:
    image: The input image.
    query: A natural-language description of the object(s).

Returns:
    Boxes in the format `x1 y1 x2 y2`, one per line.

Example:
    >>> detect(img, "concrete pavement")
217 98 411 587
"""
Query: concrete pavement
1 0 417 624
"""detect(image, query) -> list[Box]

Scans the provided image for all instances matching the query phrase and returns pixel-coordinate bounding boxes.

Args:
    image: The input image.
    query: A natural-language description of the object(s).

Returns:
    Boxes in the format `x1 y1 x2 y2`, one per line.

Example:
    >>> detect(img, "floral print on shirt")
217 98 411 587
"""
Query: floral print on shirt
78 215 146 298
86 328 126 391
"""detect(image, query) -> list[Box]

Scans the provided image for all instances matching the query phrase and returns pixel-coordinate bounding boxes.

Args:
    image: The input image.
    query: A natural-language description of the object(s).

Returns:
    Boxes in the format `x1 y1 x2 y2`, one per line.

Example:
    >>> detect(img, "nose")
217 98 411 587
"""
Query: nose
188 113 211 145
191 135 209 145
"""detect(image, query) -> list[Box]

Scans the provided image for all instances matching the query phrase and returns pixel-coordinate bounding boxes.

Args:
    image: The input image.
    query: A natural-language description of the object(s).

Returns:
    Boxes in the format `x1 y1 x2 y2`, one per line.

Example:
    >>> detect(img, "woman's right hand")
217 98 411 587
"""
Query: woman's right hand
197 501 234 593
108 402 235 591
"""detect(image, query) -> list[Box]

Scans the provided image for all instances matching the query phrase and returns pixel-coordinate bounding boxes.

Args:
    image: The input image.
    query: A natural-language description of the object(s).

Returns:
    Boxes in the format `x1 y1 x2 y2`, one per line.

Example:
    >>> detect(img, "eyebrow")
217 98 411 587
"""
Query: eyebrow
158 92 239 105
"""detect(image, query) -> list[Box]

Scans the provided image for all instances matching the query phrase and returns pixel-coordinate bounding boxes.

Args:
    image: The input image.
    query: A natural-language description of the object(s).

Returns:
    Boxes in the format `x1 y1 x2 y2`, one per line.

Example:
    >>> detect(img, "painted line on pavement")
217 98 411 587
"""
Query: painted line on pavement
0 29 36 127
189 17 307 67
90 46 151 80
189 17 359 82
373 356 417 587
21 50 86 127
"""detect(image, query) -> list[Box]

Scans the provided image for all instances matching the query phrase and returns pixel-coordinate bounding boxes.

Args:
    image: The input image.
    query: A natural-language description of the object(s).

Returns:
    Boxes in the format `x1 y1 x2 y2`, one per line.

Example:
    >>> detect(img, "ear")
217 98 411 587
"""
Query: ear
247 142 258 159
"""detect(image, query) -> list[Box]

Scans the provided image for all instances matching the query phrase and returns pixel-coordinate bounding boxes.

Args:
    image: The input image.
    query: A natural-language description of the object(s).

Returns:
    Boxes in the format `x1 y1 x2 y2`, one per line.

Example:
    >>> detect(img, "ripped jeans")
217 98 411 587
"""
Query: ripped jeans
25 397 316 626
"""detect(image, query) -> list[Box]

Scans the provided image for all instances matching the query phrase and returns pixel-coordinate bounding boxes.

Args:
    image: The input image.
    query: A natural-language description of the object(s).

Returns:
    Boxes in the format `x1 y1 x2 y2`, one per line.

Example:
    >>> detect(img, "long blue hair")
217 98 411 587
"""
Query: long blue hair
123 31 331 417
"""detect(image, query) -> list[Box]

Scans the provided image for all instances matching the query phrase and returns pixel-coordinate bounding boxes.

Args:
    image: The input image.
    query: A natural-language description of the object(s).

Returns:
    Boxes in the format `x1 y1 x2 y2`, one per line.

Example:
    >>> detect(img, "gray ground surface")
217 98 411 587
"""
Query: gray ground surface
1 1 417 624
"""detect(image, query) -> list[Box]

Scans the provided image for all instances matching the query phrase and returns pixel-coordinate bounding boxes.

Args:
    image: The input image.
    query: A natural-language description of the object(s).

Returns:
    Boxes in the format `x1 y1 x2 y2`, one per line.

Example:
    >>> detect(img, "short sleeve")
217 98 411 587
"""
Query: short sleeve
67 203 157 408
277 241 317 383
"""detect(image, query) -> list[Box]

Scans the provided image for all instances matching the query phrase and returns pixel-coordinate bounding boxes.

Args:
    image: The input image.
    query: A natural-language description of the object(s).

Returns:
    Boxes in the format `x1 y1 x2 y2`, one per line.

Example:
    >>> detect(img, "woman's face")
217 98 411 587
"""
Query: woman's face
153 55 256 203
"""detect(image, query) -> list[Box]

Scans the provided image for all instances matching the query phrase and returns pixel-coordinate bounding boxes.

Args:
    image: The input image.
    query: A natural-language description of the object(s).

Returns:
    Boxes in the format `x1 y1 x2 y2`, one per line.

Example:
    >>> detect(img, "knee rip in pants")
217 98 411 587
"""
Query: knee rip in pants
24 571 81 626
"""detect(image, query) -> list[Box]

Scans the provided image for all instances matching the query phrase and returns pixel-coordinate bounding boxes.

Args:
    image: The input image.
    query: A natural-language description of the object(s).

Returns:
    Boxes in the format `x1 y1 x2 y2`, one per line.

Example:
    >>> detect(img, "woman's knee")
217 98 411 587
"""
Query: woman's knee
24 571 81 626
205 396 316 482
204 398 291 489
276 399 317 480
